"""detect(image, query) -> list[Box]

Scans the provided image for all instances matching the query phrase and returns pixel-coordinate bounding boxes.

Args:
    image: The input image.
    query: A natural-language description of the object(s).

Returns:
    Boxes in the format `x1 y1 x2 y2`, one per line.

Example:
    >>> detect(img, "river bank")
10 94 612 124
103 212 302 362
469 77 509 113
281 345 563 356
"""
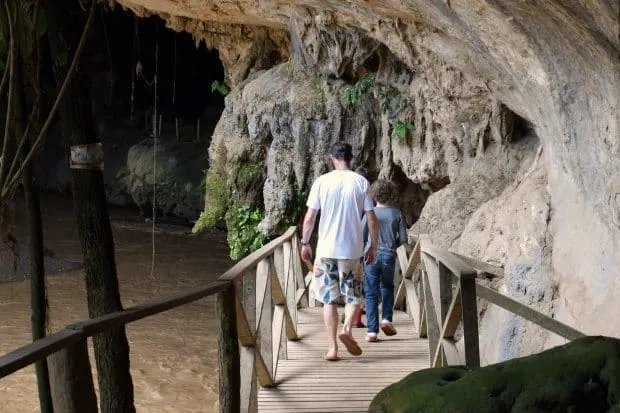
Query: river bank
0 193 232 413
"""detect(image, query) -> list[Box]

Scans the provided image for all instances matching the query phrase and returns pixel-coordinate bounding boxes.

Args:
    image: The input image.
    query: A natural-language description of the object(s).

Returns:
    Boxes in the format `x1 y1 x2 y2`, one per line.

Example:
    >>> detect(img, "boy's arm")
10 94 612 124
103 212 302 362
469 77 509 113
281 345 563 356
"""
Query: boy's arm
365 210 379 264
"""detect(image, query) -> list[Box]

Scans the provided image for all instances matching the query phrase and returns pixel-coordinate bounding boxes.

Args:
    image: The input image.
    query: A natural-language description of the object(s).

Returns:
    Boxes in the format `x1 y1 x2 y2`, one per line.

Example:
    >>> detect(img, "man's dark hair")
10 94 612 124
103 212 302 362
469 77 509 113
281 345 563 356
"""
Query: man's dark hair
371 179 397 205
331 141 353 163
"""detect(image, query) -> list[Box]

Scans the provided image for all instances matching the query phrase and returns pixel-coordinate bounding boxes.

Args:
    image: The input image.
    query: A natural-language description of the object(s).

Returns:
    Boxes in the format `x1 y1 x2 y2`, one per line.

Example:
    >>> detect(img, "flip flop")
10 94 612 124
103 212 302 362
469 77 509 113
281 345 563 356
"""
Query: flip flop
322 353 340 361
338 334 362 356
380 321 397 336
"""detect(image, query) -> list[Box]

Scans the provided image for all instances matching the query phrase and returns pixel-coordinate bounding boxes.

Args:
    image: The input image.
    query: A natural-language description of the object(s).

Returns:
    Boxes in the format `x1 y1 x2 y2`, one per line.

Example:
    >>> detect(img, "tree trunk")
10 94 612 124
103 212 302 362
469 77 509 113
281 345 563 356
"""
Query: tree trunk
48 339 98 413
6 1 54 410
44 2 136 412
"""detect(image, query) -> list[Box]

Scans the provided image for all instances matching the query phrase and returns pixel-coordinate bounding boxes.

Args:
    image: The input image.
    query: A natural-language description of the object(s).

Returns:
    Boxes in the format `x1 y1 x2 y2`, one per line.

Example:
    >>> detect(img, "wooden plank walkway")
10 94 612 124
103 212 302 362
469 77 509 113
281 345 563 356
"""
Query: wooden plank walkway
257 307 429 413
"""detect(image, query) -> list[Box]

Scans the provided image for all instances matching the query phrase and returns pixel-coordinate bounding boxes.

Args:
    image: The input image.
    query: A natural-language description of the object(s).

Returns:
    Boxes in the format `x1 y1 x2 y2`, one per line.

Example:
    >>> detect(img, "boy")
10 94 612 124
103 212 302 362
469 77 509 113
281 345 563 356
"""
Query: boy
362 180 407 342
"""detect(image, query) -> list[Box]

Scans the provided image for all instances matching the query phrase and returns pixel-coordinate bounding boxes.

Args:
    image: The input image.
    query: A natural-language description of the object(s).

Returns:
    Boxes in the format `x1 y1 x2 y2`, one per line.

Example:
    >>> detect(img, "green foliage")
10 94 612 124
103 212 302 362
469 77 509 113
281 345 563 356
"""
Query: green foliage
391 120 414 142
280 185 306 229
211 80 229 96
226 204 265 260
1 3 49 60
236 163 262 188
340 73 375 107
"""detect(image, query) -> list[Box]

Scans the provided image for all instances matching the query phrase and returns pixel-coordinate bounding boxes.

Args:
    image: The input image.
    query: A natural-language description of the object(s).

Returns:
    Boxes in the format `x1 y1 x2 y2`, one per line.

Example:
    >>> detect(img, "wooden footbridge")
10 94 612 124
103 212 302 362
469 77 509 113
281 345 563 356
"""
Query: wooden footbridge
0 227 584 412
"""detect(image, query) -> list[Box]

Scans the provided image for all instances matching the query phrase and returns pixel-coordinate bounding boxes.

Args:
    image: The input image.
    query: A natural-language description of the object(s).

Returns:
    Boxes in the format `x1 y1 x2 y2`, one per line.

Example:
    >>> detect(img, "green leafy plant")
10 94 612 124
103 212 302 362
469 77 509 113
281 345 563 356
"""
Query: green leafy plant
226 204 265 260
280 185 307 230
391 120 414 142
340 73 375 107
236 163 262 188
211 80 229 96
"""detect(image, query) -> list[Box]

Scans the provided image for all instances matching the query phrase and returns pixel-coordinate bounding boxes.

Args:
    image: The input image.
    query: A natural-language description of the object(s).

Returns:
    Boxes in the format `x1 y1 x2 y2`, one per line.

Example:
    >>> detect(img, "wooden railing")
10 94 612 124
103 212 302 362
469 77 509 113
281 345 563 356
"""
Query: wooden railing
393 235 585 368
0 226 308 413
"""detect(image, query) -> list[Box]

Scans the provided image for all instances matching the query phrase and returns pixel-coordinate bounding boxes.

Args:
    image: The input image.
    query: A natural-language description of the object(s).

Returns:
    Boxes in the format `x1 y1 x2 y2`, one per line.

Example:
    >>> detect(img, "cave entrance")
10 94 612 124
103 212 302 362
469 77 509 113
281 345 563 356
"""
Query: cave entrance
99 8 225 143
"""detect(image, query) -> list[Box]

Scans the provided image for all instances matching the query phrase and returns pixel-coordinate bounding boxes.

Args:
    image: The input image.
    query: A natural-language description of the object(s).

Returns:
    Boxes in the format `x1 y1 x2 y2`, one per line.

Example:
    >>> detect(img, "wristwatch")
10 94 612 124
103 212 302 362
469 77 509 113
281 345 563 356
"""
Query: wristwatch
301 240 309 246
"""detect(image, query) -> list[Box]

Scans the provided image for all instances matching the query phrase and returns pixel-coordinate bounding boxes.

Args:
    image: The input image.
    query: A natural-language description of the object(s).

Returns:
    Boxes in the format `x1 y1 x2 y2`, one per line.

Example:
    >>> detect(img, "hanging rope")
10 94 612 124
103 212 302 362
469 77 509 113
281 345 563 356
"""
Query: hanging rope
173 33 179 142
100 7 114 106
130 16 137 120
150 21 159 279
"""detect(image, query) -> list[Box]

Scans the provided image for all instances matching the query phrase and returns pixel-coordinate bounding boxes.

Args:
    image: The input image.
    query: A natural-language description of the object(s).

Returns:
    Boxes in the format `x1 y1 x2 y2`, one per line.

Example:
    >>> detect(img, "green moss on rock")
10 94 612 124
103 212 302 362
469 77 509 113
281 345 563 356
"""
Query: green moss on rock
193 141 230 233
369 336 620 413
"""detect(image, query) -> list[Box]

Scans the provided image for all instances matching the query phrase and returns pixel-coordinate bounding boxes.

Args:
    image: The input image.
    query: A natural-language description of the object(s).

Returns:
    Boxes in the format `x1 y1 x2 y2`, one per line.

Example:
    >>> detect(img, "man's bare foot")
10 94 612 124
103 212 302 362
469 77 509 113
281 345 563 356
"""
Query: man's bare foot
322 348 339 361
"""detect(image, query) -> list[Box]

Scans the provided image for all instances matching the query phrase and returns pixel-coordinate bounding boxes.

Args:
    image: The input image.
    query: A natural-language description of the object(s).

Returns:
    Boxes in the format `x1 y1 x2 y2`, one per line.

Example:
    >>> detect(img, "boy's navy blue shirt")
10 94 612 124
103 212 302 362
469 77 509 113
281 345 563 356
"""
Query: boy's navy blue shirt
362 206 407 256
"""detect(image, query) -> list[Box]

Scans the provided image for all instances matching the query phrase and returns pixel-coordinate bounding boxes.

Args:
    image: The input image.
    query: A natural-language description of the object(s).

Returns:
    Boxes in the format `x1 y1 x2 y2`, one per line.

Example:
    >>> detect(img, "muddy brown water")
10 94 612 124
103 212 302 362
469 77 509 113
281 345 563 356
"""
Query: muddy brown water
0 194 233 413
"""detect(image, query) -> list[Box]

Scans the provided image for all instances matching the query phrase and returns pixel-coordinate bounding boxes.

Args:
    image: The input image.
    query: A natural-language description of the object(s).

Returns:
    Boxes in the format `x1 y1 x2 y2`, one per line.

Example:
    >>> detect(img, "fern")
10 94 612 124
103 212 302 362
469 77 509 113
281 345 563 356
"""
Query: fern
391 120 414 142
211 80 229 96
340 73 376 107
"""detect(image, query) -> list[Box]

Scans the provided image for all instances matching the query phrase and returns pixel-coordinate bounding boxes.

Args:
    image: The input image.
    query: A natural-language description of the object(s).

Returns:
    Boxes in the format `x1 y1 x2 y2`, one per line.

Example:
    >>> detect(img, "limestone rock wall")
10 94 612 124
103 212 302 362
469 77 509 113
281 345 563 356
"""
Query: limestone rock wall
115 0 620 363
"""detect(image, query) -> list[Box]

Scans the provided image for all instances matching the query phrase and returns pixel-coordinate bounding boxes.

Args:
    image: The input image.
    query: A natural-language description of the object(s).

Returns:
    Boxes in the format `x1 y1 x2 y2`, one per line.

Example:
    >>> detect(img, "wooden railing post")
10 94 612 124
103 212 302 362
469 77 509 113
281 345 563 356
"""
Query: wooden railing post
273 247 287 363
238 269 258 412
283 240 297 331
217 283 240 413
437 262 453 323
460 273 480 368
48 337 97 413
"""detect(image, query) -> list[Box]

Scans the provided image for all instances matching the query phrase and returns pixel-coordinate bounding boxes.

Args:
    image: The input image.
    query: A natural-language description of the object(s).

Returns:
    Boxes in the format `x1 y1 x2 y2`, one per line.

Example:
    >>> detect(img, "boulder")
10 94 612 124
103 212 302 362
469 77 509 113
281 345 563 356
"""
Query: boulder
369 336 620 413
126 139 206 219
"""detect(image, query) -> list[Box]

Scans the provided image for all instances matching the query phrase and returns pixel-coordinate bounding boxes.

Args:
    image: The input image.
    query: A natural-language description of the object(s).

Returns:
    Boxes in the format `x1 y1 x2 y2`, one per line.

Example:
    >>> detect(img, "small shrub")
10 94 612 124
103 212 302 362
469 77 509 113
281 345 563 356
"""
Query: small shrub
211 80 229 96
226 204 265 260
391 120 414 142
340 73 375 107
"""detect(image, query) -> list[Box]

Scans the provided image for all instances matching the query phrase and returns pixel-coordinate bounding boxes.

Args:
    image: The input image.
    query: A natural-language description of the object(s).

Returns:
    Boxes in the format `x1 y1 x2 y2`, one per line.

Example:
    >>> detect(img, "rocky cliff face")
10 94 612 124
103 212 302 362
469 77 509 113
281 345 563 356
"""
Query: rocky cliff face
115 0 619 363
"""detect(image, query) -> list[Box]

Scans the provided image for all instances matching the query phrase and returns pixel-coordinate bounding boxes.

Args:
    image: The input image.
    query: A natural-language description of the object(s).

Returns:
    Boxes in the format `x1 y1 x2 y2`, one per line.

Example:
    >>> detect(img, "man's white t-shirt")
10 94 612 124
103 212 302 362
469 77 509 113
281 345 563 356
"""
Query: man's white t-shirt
306 170 374 259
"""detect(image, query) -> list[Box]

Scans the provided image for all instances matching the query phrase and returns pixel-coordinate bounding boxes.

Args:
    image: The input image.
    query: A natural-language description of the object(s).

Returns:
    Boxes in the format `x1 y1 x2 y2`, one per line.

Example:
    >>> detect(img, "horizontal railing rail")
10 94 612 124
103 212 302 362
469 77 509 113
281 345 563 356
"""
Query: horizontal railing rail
394 234 585 369
0 226 307 413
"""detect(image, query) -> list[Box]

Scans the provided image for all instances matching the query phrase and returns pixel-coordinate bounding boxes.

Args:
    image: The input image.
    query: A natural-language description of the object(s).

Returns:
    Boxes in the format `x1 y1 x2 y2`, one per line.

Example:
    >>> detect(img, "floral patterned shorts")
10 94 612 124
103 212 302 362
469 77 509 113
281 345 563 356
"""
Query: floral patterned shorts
310 257 363 306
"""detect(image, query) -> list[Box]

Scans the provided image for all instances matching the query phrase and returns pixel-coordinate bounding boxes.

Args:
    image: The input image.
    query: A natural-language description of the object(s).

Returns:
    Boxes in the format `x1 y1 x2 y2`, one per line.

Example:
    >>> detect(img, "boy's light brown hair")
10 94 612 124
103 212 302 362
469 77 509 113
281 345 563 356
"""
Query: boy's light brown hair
371 180 397 205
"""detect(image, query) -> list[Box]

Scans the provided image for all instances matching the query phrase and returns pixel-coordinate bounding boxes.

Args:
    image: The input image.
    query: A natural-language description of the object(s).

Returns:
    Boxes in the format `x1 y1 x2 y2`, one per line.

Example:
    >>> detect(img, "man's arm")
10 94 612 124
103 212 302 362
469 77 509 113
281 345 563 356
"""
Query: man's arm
365 210 379 264
300 208 318 264
398 211 408 247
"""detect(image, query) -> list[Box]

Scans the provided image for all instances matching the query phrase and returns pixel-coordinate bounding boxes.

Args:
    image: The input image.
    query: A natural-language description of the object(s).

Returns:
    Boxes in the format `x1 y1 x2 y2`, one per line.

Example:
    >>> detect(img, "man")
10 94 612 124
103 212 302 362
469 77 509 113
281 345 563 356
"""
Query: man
300 141 378 361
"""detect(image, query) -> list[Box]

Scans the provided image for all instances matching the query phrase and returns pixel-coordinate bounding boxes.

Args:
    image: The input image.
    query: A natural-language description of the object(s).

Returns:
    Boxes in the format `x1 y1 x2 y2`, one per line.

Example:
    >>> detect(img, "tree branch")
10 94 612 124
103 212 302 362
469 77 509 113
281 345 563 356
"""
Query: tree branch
0 1 16 194
1 0 97 199
0 54 10 97
7 0 44 187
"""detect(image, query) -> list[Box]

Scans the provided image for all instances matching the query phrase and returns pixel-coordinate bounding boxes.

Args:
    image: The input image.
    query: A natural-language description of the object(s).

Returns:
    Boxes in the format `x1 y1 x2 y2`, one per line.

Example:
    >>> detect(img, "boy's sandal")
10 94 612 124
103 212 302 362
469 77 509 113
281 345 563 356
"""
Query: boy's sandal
365 333 378 342
380 321 397 336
